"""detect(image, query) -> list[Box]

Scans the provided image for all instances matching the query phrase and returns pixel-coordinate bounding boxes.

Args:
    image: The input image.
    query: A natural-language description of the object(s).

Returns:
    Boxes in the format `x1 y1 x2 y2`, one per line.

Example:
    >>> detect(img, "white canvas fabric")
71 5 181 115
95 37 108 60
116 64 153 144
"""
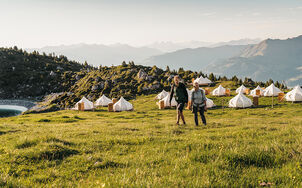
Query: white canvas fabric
205 97 215 108
195 76 212 85
229 92 253 108
73 97 94 110
187 88 193 99
113 97 133 112
250 85 264 96
285 85 302 102
236 85 247 94
263 84 283 96
211 85 226 96
156 90 169 100
95 94 112 107
159 94 177 107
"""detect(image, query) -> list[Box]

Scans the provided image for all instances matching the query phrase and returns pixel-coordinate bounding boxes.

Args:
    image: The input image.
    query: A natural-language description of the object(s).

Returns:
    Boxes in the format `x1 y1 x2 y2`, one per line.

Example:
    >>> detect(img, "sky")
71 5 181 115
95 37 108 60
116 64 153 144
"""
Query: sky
0 0 302 48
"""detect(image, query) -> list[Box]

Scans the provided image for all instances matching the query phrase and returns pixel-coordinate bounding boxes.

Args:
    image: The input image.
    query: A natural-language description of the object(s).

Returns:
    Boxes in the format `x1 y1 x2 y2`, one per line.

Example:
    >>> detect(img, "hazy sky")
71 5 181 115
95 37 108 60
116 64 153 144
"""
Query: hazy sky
1 0 302 48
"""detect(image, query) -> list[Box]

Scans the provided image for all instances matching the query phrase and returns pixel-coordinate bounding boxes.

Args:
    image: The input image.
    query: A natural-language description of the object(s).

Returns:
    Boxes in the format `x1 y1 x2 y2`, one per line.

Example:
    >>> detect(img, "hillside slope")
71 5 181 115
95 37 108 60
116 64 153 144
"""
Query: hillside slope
205 36 302 86
0 47 85 99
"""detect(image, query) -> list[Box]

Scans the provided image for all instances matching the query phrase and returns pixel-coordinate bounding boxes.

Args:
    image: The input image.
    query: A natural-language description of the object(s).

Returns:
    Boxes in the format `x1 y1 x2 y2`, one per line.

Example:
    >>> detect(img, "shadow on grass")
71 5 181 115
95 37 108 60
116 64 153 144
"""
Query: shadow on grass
15 140 38 149
0 129 20 136
226 150 285 168
93 160 126 169
45 137 74 146
121 127 140 132
17 144 79 163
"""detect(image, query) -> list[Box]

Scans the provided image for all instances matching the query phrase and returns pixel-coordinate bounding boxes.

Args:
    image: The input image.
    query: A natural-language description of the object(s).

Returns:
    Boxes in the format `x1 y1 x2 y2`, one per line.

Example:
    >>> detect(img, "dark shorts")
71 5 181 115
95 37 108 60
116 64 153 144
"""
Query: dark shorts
176 102 185 112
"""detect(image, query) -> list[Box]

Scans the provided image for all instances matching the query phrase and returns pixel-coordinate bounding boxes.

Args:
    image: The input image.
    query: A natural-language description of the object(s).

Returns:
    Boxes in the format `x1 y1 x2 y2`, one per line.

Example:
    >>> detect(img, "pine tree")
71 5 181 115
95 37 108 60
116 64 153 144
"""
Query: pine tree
166 66 170 72
209 73 216 81
232 76 238 82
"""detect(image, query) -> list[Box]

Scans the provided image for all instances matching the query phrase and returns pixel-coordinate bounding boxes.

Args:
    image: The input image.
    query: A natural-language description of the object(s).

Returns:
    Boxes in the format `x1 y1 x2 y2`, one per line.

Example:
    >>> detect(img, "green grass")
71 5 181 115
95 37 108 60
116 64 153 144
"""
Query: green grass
0 94 301 187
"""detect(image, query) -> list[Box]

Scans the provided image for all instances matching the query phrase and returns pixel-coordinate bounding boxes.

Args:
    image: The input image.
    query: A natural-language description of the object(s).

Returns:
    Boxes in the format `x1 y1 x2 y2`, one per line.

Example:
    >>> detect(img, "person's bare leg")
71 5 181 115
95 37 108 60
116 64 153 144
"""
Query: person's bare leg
176 109 180 125
180 111 186 124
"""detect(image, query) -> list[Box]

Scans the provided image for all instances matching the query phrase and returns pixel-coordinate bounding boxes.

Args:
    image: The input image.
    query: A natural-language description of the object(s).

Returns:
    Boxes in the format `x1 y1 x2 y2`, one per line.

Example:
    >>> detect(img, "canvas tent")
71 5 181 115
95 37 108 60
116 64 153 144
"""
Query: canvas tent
205 97 215 108
229 92 253 108
263 84 283 96
195 76 212 85
250 85 264 96
236 85 247 94
95 94 112 107
113 97 133 112
285 85 302 102
211 85 226 96
159 94 177 107
73 97 94 110
156 90 169 100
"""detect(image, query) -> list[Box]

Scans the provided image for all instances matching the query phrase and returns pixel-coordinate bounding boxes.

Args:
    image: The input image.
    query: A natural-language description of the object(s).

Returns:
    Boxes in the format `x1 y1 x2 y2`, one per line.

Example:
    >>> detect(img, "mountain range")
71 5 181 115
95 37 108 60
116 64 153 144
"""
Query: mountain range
205 36 302 86
143 45 248 71
26 36 302 86
27 38 260 67
28 44 162 67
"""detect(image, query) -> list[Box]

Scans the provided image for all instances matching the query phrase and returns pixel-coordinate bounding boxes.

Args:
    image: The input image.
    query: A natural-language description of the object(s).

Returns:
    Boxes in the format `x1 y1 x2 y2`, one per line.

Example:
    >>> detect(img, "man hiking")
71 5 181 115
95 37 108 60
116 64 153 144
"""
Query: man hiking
191 80 207 126
170 75 188 125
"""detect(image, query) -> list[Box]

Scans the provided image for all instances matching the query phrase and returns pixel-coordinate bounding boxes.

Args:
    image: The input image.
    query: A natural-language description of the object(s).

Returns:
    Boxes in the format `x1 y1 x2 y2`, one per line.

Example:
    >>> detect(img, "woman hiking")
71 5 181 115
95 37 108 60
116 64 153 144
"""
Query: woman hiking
170 75 188 125
191 80 207 126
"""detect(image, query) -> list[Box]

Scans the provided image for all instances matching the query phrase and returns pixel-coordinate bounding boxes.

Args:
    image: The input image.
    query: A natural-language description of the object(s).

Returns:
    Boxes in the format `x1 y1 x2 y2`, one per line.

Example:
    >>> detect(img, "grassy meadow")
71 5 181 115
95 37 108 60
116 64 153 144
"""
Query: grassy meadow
0 91 302 187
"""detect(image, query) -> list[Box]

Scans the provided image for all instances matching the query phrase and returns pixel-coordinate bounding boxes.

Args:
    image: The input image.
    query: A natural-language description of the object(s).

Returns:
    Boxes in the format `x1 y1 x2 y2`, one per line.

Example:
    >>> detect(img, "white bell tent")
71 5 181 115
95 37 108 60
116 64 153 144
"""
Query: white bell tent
195 76 212 85
159 94 177 107
263 84 283 97
211 85 226 96
95 94 112 107
250 85 264 96
285 85 302 102
113 97 133 112
205 97 215 108
236 85 247 94
229 92 253 108
156 90 169 100
73 97 94 110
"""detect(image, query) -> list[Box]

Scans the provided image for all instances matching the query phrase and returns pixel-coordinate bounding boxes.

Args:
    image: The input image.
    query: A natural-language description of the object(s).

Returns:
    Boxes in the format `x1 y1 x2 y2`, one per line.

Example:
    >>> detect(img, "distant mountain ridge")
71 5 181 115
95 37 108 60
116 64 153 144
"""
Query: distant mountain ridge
143 45 248 71
27 38 260 67
28 44 163 67
145 38 261 52
209 38 262 48
205 35 302 86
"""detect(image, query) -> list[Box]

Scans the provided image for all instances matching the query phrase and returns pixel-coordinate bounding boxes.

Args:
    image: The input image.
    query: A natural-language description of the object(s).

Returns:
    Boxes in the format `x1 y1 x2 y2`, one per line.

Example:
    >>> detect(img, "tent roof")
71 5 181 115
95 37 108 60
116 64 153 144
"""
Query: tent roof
229 92 253 108
211 85 226 96
74 96 94 110
95 94 112 106
195 76 212 85
285 85 302 101
156 90 169 100
236 85 247 93
113 97 133 111
250 85 264 96
263 84 283 96
160 94 177 107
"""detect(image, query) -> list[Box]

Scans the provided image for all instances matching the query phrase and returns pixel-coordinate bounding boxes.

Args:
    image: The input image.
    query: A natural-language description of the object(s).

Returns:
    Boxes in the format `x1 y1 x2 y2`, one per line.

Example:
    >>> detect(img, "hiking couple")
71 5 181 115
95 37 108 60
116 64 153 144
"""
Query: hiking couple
169 75 207 126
